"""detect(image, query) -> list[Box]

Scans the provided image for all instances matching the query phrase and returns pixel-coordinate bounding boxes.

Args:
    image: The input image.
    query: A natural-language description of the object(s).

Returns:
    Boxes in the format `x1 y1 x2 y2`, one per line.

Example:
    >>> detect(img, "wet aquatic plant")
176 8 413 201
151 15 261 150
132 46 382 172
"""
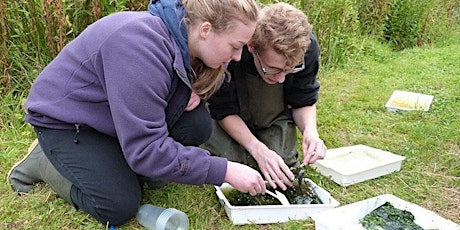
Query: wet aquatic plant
361 202 423 230
222 188 281 206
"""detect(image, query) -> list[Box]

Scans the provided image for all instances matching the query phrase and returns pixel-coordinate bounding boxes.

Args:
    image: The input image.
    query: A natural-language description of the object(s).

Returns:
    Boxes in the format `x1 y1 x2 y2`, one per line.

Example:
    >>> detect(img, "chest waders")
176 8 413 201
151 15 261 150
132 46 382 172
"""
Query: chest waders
202 69 299 170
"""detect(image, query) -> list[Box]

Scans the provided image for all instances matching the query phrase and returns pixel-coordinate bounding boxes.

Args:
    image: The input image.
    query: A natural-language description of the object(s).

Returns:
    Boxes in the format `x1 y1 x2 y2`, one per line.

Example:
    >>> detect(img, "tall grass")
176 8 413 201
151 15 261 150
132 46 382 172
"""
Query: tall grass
299 0 362 69
1 0 459 93
0 0 145 95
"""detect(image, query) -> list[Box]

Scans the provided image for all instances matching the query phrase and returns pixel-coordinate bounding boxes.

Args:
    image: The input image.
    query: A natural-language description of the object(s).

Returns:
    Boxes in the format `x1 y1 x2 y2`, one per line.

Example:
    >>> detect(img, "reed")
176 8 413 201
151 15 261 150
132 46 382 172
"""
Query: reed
1 0 459 95
0 0 7 72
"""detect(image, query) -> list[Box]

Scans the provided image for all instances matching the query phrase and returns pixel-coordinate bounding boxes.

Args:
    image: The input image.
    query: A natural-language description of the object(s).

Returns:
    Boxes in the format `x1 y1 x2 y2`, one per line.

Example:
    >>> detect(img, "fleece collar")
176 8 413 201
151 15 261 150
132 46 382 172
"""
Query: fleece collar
149 0 191 71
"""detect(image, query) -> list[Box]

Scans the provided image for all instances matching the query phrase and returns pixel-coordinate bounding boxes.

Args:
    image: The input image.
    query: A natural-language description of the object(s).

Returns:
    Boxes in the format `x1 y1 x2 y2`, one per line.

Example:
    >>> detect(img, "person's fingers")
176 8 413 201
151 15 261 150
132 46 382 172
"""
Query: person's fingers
249 188 257 196
249 180 265 195
272 173 287 191
263 170 276 189
303 149 315 164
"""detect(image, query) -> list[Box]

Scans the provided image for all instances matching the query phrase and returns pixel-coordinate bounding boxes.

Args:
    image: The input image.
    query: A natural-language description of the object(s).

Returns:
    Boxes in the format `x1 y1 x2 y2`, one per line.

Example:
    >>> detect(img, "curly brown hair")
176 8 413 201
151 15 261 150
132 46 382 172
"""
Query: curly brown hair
251 2 312 67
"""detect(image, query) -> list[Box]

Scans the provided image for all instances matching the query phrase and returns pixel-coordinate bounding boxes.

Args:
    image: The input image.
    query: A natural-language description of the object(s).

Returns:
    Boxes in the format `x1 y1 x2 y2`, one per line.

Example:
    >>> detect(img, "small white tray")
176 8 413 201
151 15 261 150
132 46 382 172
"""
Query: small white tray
215 179 339 225
385 90 434 112
311 145 405 187
310 194 460 230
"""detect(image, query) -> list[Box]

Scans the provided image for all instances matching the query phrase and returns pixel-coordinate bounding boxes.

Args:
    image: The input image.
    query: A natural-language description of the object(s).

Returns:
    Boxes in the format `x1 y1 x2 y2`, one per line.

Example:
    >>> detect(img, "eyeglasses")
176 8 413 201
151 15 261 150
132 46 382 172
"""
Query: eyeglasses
254 49 305 75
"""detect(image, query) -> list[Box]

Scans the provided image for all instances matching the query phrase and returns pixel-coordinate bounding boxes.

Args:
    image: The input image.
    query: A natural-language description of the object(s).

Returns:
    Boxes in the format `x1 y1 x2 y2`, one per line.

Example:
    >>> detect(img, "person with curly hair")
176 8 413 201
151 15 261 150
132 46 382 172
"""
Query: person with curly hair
202 2 327 191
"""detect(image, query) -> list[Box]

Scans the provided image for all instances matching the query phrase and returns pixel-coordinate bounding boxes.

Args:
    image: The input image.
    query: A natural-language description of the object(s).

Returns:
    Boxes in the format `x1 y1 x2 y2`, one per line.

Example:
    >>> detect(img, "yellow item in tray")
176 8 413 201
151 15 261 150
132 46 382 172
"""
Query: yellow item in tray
385 90 434 112
389 98 423 110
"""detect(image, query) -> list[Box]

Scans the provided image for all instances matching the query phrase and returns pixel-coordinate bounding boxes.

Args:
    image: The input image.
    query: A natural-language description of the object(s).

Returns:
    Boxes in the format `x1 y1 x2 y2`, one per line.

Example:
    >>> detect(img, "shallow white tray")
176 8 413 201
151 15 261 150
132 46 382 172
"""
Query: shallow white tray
310 194 460 230
311 145 405 187
385 90 434 112
215 179 339 225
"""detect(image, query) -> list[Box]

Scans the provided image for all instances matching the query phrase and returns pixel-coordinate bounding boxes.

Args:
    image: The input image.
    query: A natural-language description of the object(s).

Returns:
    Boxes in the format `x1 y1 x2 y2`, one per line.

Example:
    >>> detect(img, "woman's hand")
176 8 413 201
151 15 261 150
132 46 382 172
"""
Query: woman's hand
185 91 201 111
224 161 266 196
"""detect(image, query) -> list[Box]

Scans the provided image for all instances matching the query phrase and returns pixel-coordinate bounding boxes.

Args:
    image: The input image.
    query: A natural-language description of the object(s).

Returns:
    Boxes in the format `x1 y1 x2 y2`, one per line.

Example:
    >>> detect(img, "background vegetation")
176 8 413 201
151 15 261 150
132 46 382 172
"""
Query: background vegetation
1 0 459 229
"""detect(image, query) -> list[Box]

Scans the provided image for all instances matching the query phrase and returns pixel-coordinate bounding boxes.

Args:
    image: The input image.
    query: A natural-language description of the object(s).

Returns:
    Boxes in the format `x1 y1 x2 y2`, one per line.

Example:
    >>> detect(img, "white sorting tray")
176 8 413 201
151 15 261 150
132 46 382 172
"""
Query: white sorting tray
310 194 460 230
215 179 339 225
311 145 405 187
385 90 434 112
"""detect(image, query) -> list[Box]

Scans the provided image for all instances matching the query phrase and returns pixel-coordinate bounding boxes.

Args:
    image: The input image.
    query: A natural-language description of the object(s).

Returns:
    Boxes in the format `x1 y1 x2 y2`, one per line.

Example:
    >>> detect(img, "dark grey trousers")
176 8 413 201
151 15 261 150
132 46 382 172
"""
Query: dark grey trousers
35 101 212 226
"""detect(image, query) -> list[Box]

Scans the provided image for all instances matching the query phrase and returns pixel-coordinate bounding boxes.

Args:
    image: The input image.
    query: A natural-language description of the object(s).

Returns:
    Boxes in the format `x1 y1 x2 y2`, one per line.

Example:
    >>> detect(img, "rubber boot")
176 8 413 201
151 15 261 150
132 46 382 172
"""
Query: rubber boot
7 139 43 193
7 139 73 204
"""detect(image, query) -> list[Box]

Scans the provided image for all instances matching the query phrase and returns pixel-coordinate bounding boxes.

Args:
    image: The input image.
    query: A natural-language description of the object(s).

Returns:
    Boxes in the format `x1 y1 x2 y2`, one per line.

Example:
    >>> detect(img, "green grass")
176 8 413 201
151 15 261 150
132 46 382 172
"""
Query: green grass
1 29 459 230
316 34 460 226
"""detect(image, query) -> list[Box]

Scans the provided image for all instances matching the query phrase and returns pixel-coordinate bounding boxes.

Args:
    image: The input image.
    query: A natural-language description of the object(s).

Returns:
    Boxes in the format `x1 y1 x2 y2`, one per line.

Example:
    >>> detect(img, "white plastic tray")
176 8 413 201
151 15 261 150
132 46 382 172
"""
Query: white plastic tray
310 194 460 230
215 179 339 225
311 145 405 187
385 90 434 112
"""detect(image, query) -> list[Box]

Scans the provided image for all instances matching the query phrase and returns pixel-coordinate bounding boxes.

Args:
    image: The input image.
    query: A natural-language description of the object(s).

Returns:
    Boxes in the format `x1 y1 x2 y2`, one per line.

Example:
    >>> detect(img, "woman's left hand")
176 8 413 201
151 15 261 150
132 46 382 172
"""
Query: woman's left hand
185 91 201 111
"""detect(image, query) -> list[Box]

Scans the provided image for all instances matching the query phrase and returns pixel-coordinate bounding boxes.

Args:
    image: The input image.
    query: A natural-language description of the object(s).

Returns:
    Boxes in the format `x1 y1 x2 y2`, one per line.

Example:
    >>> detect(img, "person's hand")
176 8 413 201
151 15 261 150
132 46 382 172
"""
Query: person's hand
301 134 326 165
224 161 266 196
185 91 201 111
252 143 294 191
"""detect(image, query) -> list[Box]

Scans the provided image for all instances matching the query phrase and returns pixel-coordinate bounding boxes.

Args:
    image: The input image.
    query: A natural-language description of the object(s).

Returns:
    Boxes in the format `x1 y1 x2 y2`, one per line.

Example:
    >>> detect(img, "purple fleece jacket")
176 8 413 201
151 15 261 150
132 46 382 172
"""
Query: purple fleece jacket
25 11 227 186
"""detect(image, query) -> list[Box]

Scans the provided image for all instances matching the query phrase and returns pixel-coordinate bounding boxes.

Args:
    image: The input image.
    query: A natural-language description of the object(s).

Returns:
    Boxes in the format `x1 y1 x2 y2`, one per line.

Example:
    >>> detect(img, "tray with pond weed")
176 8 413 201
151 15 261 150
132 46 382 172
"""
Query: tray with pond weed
223 179 322 206
310 194 460 230
214 178 339 225
361 202 422 230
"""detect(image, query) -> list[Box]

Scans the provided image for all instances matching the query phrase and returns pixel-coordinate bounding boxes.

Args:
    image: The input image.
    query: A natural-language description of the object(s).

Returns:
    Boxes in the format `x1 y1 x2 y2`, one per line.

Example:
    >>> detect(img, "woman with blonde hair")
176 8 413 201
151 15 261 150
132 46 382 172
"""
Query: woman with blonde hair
8 0 264 226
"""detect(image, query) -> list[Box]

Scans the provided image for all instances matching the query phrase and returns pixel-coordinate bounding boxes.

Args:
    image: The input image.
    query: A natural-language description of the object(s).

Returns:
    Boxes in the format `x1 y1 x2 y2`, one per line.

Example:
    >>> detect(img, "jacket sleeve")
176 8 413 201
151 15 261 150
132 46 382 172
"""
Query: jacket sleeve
287 33 321 108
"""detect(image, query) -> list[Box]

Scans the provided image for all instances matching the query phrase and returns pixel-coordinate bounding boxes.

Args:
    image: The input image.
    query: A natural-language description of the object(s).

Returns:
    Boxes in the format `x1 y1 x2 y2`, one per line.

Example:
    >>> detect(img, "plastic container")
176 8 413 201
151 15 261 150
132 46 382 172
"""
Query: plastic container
136 204 189 230
385 90 434 112
215 179 339 225
310 194 460 230
311 145 405 187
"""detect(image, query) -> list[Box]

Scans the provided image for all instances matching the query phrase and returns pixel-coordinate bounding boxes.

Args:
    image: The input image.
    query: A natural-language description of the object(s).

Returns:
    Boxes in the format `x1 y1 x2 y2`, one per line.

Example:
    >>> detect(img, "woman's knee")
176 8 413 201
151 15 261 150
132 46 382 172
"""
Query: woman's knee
186 118 212 145
73 185 141 226
170 102 213 146
104 197 140 226
89 193 140 226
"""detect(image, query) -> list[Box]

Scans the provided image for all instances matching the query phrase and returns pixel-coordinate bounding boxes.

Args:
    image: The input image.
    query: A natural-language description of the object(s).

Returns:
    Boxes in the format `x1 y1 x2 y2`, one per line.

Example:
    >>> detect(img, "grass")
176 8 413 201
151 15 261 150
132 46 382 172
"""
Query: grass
1 28 459 230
